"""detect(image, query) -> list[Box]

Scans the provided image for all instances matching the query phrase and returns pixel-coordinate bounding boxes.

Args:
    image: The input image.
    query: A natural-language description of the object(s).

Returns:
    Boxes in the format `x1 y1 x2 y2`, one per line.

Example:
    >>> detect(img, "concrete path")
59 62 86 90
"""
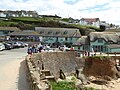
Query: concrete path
0 47 30 90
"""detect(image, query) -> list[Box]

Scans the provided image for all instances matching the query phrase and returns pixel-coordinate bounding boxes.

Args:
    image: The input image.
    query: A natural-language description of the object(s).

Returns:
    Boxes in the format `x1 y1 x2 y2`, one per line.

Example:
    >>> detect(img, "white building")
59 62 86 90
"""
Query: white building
80 18 100 27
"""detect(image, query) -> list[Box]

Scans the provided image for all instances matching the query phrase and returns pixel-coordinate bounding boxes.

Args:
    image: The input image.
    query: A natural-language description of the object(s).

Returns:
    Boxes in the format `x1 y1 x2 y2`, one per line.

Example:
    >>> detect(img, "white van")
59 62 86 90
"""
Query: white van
0 43 5 51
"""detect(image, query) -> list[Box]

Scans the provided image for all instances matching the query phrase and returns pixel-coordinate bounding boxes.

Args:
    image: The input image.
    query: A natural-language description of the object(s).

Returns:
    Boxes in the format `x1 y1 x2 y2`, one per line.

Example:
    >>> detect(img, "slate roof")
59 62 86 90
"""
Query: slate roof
73 36 89 46
0 27 21 31
35 27 81 37
9 30 40 36
89 32 120 43
80 18 100 22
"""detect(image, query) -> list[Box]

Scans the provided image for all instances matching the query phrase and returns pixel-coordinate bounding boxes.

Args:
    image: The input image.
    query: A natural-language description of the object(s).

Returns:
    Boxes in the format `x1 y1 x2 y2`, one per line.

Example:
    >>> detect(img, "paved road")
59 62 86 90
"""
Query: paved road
0 47 30 90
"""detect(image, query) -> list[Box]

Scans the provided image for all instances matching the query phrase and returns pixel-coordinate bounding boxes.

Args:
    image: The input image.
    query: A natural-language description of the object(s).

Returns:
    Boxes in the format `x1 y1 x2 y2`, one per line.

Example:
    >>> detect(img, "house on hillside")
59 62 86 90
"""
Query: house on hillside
73 32 120 53
19 10 38 17
35 27 81 46
0 10 39 18
0 10 6 17
80 18 100 27
0 27 21 41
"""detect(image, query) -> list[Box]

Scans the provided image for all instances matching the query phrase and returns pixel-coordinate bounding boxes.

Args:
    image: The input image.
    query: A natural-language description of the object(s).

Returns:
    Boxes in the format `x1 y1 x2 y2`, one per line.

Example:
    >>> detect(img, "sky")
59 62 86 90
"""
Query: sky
0 0 120 25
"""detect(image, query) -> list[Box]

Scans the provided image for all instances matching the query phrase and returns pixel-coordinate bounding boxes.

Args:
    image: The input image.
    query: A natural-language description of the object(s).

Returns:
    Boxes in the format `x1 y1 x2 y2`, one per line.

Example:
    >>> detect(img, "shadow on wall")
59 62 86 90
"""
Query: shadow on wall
18 60 30 90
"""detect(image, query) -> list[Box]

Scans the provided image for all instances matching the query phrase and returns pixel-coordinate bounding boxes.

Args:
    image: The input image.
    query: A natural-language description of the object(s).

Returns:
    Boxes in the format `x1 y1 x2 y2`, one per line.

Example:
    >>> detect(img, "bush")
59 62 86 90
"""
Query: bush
50 81 78 90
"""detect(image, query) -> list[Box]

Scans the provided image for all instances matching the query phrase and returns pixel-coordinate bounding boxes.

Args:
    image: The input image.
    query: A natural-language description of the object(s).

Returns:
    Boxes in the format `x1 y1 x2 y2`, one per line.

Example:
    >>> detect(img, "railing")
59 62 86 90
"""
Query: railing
75 51 120 57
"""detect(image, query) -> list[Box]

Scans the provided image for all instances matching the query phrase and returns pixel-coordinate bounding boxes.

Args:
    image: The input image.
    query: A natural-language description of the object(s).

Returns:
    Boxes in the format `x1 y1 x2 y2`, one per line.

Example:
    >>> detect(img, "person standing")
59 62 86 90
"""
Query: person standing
27 46 33 55
32 44 38 53
38 45 43 52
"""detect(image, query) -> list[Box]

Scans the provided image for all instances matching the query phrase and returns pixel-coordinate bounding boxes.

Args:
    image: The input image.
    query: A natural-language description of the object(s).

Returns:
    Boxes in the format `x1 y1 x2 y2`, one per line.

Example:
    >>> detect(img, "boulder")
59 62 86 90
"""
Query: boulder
83 56 120 80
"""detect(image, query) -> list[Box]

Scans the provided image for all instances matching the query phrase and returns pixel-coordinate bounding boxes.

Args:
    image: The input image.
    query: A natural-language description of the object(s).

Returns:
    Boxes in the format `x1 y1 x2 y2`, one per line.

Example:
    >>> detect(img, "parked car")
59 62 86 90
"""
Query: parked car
0 43 5 51
18 42 27 48
59 45 70 51
13 42 22 48
3 43 12 50
24 42 28 47
7 41 21 48
7 42 15 49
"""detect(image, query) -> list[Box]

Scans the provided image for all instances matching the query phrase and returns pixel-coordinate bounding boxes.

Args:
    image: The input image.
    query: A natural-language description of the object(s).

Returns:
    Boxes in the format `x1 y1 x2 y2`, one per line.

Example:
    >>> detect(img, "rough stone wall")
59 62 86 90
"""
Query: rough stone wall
83 56 120 79
75 57 85 69
26 56 51 90
30 51 78 79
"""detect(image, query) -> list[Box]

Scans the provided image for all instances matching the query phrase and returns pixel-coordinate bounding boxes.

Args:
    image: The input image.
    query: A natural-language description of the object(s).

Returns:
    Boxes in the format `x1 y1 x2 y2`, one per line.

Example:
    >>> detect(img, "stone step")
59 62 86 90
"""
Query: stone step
45 76 56 81
40 70 51 76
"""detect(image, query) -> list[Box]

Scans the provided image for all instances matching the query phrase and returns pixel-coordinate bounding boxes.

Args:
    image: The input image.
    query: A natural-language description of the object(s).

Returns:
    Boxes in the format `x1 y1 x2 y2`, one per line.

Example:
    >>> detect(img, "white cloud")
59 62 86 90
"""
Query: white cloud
0 0 120 25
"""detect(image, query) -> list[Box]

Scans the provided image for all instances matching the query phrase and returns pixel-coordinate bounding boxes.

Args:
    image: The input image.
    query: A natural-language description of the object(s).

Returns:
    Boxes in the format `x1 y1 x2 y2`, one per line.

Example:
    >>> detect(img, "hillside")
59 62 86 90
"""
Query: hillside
0 17 101 35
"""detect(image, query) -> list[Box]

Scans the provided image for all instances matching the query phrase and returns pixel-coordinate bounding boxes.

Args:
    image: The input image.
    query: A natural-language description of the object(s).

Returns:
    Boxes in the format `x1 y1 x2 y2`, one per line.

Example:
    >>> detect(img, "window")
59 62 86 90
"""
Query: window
3 31 8 34
56 31 60 34
56 37 58 42
93 45 103 52
40 31 44 34
65 37 68 41
108 41 113 44
98 39 103 43
63 31 68 35
48 31 52 34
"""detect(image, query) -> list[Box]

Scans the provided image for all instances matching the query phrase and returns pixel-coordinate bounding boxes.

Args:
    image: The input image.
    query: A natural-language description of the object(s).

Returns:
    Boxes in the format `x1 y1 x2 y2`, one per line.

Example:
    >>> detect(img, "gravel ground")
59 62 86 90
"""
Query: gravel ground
0 47 30 90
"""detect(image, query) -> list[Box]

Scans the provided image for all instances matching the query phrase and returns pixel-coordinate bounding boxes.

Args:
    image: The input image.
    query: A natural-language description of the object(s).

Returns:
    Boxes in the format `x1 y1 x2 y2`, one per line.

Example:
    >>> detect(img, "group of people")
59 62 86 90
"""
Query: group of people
27 43 75 55
27 44 44 55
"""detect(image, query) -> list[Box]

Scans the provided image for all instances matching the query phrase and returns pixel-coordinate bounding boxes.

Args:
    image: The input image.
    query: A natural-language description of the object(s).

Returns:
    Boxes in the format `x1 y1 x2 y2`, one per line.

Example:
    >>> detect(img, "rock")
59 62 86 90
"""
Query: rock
103 76 112 81
83 56 120 80
116 72 120 78
91 79 108 85
75 79 82 86
88 76 96 81
78 73 89 85
116 66 120 71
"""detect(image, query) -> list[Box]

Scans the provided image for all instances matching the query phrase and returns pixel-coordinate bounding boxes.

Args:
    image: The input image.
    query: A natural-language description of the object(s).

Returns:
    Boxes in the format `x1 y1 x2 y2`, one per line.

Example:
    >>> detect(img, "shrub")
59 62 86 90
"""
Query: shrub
50 81 78 90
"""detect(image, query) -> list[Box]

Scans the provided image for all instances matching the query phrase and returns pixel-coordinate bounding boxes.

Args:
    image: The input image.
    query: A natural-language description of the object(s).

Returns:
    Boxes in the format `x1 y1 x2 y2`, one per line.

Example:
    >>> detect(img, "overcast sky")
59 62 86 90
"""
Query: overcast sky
0 0 120 25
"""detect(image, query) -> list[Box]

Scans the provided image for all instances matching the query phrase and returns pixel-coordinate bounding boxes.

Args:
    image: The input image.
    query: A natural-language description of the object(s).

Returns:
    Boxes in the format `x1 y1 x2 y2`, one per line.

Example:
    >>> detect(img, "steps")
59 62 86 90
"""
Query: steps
40 70 51 76
40 70 56 81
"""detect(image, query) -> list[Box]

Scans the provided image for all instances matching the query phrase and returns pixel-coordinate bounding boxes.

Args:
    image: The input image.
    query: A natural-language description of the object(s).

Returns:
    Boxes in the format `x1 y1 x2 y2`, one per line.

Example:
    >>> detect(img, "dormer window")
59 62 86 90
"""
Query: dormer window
108 41 113 44
55 31 60 34
48 31 52 34
63 31 68 35
98 39 103 43
40 31 44 34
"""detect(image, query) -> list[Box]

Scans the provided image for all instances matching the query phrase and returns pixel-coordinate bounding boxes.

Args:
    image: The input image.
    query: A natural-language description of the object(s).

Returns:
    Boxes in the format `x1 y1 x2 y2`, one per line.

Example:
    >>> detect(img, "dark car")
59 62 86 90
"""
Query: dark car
3 43 12 50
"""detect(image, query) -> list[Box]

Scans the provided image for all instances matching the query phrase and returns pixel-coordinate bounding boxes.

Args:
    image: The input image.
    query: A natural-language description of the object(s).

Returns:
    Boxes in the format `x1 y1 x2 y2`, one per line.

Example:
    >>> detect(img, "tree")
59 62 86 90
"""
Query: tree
100 25 106 31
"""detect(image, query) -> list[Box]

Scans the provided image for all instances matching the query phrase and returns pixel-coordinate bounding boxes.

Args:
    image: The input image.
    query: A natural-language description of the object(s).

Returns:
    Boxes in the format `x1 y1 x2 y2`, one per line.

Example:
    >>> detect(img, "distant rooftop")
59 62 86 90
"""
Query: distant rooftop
0 27 21 31
35 27 81 37
9 30 40 36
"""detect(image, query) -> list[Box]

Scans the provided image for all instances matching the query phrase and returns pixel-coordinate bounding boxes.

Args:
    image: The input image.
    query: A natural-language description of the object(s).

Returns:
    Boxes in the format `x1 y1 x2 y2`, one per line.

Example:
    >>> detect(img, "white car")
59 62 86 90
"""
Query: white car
0 43 5 51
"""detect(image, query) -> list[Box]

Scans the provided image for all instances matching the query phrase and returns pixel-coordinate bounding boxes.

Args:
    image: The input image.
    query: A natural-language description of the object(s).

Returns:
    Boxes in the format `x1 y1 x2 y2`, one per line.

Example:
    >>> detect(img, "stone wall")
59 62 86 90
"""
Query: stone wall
26 55 51 90
30 51 78 78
